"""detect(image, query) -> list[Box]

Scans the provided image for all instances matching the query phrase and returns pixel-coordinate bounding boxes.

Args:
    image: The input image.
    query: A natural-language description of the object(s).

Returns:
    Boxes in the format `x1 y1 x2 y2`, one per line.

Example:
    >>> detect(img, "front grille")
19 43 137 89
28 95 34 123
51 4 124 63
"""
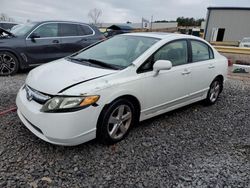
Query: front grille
24 85 51 104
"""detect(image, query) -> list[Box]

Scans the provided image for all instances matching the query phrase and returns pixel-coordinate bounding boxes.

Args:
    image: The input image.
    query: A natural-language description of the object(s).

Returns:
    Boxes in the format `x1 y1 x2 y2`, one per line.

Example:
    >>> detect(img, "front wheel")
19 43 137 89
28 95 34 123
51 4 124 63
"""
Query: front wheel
97 99 136 144
204 79 222 105
0 51 19 76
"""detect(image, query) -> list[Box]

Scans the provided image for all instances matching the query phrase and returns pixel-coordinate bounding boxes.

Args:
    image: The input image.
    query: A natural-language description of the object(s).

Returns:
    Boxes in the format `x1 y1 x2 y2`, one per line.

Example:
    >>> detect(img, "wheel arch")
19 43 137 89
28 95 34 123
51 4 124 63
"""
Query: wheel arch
102 94 141 120
214 74 224 83
112 94 141 116
97 94 141 129
213 74 224 92
0 49 22 75
0 48 23 67
96 94 141 142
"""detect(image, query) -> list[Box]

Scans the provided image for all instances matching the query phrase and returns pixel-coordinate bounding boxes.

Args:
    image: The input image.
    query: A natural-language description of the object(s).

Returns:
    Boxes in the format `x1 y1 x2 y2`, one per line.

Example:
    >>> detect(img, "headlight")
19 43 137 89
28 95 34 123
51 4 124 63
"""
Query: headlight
41 95 100 112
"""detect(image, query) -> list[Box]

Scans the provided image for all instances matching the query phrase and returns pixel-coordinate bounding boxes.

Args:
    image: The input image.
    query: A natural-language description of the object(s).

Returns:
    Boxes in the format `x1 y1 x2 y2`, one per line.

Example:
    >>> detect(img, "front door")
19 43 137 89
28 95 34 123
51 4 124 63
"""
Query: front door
25 23 62 65
137 40 191 118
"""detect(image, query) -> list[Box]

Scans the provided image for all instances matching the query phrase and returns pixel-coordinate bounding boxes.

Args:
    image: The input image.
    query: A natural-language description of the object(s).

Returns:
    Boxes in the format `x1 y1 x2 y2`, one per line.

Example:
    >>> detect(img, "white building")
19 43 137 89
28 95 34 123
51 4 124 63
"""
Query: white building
205 7 250 42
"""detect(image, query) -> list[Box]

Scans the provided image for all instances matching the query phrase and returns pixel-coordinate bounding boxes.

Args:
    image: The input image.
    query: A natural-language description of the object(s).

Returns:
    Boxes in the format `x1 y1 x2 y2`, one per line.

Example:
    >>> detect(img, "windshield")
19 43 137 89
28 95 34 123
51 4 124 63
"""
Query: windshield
72 35 159 68
10 23 36 36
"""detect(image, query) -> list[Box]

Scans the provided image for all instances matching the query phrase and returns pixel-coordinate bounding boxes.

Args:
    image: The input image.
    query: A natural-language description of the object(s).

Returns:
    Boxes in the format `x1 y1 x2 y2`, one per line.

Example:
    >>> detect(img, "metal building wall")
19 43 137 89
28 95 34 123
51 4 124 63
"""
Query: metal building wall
205 9 250 42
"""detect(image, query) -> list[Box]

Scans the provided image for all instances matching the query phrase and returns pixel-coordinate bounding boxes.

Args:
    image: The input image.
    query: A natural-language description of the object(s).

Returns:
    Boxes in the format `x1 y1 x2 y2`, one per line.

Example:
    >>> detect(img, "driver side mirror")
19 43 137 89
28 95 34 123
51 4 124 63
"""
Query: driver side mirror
29 33 40 42
153 60 172 76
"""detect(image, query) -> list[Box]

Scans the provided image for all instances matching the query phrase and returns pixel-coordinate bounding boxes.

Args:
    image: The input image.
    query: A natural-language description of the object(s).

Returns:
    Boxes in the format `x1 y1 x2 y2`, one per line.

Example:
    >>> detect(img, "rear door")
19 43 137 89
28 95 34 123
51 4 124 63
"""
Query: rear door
187 39 216 97
25 23 62 65
58 23 95 56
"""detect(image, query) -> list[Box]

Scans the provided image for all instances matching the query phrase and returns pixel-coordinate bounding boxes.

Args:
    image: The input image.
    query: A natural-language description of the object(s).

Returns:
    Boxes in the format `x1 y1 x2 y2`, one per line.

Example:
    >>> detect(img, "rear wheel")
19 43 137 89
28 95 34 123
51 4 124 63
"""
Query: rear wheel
0 51 19 76
205 79 222 105
97 99 136 144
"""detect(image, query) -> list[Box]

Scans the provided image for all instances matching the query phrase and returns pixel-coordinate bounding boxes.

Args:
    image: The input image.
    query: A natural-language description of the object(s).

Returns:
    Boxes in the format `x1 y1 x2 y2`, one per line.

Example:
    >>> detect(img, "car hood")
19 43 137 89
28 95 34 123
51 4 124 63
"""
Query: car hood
26 58 117 95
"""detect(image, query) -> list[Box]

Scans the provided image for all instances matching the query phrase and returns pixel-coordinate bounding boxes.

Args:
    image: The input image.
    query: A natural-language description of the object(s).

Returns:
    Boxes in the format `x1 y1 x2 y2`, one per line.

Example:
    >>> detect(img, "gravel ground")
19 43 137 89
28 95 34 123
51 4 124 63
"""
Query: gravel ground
0 73 250 187
0 73 26 111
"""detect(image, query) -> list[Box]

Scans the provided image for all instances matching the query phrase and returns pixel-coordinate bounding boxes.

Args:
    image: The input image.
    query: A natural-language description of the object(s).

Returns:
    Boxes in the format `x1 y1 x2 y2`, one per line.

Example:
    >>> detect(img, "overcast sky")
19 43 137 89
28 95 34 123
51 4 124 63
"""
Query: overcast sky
1 0 250 23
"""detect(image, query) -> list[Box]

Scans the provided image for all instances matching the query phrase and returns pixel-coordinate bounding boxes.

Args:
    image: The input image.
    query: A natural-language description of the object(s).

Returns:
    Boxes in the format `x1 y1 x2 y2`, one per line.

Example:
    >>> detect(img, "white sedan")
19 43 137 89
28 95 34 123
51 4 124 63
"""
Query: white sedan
16 33 227 146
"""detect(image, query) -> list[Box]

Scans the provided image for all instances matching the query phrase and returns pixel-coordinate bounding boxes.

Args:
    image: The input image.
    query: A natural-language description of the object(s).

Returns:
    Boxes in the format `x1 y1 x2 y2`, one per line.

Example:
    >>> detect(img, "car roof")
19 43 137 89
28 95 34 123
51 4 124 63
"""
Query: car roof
123 32 197 40
32 20 91 25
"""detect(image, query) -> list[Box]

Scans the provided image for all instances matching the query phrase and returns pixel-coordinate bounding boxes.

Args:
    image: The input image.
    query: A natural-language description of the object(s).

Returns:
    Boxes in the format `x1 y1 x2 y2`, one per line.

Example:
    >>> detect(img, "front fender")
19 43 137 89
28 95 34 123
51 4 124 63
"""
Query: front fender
97 81 143 109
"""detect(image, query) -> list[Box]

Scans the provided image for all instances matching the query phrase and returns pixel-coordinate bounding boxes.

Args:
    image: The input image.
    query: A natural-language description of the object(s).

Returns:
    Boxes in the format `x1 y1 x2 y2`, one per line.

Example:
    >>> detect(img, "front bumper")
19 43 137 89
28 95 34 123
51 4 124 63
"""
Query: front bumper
16 87 102 146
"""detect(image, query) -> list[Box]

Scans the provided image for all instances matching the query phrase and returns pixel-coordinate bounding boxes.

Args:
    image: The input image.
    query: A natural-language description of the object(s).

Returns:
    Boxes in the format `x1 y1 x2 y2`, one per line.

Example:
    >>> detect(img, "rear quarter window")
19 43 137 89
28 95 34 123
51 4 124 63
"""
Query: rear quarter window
78 25 94 35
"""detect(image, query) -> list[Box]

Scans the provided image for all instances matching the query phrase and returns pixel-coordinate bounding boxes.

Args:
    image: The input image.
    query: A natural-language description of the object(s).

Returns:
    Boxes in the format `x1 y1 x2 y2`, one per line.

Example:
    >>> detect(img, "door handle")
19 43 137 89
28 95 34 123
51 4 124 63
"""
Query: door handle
182 69 191 75
208 64 215 69
52 40 59 44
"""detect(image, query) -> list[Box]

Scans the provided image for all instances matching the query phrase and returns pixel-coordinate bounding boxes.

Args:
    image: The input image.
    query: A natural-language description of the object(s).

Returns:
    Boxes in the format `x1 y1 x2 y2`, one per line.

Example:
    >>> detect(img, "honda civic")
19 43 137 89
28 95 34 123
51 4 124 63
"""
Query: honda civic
16 33 227 146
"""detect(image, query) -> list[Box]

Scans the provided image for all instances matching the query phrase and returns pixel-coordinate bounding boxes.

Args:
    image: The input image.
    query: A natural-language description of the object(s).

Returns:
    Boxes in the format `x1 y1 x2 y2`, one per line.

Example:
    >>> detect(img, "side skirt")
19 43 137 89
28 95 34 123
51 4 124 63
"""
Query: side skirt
140 90 208 121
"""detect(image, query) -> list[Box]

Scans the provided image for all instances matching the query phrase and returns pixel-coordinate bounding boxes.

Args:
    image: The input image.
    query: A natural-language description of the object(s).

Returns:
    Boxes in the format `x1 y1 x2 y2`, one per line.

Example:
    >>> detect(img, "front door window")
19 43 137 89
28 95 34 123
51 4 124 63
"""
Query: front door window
32 23 59 38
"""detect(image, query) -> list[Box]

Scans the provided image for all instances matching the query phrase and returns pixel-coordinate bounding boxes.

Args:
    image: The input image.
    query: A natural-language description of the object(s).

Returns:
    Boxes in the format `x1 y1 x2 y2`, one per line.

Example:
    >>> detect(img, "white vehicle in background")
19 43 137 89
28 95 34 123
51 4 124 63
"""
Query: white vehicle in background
239 37 250 47
16 33 228 146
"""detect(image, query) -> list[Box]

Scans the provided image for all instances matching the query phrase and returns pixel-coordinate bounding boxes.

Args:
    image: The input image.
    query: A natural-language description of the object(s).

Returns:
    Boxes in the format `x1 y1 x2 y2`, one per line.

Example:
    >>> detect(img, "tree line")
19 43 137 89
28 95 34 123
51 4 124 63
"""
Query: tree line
176 17 205 26
155 17 205 26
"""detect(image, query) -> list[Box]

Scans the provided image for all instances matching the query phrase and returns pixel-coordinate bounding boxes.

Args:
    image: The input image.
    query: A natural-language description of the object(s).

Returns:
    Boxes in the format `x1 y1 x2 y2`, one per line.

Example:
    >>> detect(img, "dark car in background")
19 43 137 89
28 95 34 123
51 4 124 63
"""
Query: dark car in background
104 24 133 37
0 21 18 30
0 21 105 76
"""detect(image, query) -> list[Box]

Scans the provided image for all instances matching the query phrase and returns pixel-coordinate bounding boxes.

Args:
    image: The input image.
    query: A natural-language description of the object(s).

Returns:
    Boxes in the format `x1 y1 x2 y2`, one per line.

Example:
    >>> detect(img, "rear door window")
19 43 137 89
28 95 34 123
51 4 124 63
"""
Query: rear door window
60 23 79 37
191 40 213 62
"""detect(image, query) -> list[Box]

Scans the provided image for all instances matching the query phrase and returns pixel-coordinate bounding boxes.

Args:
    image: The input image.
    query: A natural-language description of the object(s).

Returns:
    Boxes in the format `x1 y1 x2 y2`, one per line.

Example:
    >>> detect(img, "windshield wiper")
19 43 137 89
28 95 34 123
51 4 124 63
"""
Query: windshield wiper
67 57 88 62
67 57 120 70
88 59 120 70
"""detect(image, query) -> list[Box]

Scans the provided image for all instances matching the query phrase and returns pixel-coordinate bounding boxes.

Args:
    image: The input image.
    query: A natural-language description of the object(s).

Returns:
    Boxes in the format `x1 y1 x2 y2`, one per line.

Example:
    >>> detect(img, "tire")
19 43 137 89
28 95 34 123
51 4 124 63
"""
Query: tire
204 79 223 105
97 98 136 145
0 51 19 76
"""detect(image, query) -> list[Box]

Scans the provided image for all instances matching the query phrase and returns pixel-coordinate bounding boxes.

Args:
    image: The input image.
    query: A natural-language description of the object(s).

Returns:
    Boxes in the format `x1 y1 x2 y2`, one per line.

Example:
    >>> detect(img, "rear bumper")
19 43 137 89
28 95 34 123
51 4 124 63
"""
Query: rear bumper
16 87 102 146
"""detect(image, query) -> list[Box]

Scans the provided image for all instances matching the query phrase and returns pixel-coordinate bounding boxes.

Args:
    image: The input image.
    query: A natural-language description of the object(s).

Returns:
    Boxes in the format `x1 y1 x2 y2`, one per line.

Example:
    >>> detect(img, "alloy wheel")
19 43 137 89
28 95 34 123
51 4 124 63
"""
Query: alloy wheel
107 104 132 140
0 53 17 76
209 80 220 103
